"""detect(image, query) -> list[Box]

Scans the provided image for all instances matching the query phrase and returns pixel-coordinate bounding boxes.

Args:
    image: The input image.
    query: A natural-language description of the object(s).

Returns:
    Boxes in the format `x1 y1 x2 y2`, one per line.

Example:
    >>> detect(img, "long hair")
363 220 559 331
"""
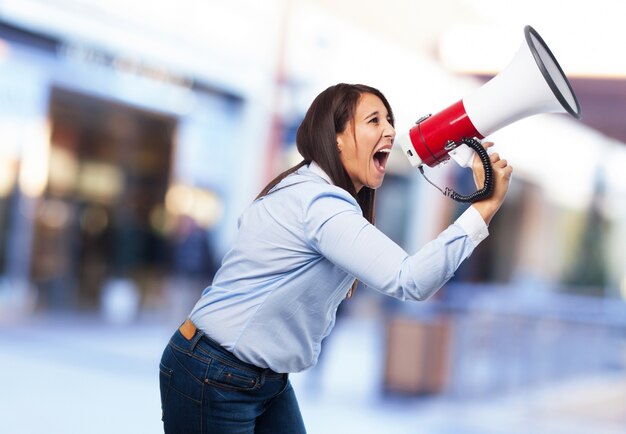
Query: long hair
257 83 395 296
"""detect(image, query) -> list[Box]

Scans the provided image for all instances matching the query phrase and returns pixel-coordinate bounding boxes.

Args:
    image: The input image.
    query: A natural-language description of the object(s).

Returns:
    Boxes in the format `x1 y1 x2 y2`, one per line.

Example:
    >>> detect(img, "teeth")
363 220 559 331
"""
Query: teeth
376 149 391 154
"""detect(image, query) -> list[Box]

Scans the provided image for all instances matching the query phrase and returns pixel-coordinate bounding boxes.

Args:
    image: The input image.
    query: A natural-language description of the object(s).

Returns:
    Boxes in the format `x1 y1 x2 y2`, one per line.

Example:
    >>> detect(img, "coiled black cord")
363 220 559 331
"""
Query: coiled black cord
418 138 494 203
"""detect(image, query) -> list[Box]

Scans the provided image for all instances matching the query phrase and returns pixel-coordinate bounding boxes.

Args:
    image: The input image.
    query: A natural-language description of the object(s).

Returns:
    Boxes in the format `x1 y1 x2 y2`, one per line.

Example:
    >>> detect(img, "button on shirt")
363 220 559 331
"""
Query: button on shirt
189 162 488 373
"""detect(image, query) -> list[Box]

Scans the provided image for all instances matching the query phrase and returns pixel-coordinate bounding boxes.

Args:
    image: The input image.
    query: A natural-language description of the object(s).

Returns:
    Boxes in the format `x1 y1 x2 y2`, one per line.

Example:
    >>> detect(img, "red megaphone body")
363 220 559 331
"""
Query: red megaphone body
397 25 581 171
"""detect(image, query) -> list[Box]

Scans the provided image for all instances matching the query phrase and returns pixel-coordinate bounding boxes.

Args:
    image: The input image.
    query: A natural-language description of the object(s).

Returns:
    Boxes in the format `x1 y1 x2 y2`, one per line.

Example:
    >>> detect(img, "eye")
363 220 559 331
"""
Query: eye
368 117 379 124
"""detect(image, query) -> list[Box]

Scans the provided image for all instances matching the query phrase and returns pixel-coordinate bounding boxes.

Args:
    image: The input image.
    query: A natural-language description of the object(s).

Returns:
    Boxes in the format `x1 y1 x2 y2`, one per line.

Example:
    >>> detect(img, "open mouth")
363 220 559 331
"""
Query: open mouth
373 148 391 172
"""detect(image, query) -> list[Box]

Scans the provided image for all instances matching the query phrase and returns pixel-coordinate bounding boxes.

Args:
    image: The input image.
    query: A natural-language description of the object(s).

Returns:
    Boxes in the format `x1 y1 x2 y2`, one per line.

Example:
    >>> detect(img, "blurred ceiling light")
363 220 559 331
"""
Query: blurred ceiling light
38 198 72 230
191 189 224 229
18 119 51 198
48 146 79 195
165 184 194 215
149 203 176 236
0 157 18 198
165 183 223 229
0 118 20 153
77 161 125 203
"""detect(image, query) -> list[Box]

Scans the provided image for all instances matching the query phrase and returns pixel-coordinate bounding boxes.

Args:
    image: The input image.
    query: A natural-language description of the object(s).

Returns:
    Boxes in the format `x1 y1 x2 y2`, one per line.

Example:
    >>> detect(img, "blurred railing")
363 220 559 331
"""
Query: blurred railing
384 283 626 398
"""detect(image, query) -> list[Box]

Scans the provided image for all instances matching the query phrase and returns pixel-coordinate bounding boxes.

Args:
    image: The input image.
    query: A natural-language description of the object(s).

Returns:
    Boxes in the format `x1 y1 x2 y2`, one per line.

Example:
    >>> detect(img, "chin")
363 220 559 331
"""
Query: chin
367 178 385 190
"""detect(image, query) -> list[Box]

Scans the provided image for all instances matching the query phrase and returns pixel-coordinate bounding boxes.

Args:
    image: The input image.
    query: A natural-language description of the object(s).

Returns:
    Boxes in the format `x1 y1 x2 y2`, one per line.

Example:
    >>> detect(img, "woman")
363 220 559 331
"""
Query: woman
159 83 512 433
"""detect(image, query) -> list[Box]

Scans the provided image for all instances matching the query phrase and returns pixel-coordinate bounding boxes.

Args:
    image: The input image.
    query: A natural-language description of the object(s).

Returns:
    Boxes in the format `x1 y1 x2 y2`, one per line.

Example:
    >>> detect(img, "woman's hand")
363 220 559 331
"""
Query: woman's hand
469 141 513 225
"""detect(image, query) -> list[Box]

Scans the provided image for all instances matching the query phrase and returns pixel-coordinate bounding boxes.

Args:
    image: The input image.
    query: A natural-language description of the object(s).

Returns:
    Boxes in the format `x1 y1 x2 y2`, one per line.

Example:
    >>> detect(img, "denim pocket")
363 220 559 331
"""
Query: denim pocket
165 349 208 403
206 357 260 392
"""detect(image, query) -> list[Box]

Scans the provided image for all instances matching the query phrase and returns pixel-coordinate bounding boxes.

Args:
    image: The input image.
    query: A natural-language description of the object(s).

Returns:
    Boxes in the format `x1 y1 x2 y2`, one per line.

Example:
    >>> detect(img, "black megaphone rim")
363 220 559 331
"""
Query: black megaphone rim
524 25 582 119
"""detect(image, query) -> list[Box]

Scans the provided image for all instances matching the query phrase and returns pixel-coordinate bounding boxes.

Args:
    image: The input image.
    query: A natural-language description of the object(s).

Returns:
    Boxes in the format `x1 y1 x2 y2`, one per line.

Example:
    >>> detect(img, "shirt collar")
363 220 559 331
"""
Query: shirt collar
308 161 334 185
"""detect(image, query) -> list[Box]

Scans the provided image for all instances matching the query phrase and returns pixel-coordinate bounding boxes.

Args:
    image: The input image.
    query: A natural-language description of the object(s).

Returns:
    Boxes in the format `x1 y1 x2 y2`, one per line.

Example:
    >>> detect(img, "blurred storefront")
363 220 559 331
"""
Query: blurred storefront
0 6 266 315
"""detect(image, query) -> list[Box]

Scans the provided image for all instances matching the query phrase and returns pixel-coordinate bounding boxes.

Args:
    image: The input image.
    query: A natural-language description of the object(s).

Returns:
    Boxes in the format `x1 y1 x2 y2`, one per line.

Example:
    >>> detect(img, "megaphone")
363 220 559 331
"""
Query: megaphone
396 25 581 202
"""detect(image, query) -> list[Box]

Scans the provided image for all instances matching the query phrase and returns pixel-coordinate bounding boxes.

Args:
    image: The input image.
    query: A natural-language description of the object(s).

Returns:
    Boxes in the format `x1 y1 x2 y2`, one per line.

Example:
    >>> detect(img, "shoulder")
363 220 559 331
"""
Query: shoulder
250 165 361 231
281 166 359 210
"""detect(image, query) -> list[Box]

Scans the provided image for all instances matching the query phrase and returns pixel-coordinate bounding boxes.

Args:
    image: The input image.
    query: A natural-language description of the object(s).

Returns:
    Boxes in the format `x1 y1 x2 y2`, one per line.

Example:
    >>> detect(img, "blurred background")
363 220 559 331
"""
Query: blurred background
1 0 626 433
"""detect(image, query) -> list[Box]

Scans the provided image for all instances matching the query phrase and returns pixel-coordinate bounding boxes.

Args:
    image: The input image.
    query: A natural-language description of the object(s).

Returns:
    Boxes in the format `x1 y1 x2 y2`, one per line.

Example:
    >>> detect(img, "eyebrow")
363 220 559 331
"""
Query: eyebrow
364 111 381 120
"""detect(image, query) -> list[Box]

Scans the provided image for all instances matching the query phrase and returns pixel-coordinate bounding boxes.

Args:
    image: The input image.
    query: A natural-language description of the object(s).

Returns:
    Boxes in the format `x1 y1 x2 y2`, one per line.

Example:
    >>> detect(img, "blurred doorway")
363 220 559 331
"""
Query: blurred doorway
32 87 176 310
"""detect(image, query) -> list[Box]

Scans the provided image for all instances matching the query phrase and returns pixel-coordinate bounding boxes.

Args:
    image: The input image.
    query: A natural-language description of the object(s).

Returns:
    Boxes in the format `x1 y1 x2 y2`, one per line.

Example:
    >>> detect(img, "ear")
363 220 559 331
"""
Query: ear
336 135 344 153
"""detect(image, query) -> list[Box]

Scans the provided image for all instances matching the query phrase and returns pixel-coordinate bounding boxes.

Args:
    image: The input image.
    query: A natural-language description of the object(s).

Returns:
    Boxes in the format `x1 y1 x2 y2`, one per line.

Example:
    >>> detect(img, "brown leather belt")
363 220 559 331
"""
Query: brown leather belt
179 318 197 340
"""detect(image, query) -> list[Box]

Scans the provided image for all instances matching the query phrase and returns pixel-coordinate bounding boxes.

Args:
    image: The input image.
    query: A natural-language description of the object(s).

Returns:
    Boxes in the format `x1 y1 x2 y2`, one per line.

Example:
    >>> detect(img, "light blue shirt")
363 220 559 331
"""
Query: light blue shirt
189 162 488 373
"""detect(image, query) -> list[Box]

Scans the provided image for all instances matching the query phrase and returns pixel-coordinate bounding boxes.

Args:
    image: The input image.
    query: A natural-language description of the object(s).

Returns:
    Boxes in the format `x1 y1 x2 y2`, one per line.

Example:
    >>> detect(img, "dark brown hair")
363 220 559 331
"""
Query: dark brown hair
257 83 394 218
257 83 395 296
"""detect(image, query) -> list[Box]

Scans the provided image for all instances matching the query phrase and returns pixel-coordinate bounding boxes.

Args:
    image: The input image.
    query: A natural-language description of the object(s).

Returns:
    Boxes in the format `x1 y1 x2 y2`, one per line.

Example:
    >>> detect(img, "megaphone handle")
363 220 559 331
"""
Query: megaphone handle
418 138 495 203
445 138 495 203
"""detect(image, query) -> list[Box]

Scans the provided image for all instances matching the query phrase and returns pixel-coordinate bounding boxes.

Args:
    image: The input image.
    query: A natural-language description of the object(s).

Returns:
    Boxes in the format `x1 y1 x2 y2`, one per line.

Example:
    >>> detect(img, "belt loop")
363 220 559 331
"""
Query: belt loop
188 328 203 351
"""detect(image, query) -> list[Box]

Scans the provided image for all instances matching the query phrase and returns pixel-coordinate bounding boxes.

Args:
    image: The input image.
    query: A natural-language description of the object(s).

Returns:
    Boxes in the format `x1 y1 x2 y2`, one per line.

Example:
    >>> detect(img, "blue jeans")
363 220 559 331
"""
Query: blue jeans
159 326 306 434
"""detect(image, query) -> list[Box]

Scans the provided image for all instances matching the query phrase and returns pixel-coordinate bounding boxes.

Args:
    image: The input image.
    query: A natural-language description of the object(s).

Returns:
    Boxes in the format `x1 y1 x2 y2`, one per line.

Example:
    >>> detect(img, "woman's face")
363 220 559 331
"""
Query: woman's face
337 93 395 192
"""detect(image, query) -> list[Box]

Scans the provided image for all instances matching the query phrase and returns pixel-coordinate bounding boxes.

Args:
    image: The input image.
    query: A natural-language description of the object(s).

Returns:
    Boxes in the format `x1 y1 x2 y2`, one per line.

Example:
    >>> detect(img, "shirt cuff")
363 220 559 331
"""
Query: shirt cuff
455 206 489 247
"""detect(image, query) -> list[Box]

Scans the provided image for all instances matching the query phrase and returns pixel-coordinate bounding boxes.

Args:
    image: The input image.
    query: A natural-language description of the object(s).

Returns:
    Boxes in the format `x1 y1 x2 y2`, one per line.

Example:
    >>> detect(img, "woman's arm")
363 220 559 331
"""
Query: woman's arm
304 190 488 301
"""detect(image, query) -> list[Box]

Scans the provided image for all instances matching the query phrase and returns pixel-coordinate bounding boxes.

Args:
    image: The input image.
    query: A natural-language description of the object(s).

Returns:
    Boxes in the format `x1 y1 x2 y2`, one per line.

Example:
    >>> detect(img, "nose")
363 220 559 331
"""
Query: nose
384 121 396 140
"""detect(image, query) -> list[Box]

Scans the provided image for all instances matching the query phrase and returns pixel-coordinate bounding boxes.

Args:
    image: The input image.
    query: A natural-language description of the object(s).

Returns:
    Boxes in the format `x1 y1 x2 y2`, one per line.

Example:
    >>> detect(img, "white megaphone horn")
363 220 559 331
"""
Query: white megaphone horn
397 25 582 202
